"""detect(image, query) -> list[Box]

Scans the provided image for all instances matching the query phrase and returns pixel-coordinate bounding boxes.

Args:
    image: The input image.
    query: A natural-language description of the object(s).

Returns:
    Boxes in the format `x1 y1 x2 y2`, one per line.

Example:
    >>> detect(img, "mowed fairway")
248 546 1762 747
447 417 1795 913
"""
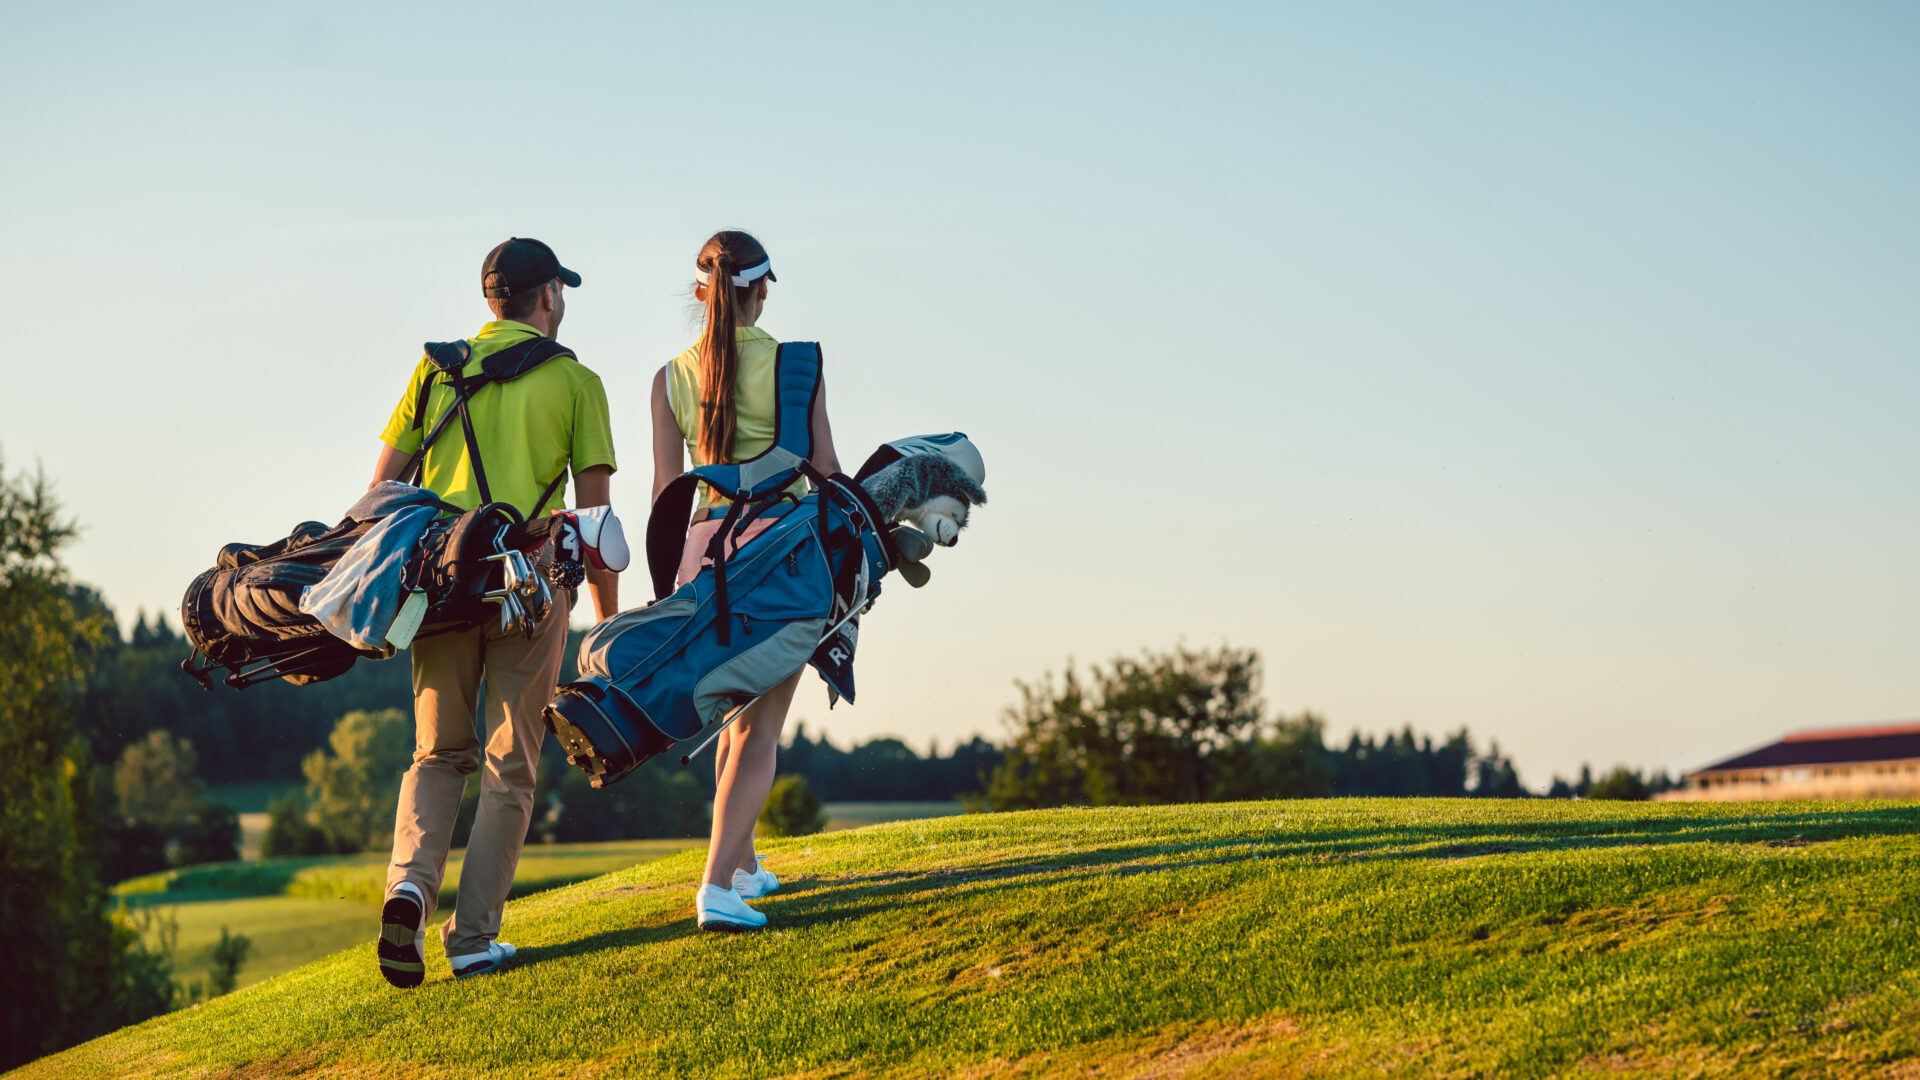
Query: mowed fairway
115 840 700 994
25 800 1920 1079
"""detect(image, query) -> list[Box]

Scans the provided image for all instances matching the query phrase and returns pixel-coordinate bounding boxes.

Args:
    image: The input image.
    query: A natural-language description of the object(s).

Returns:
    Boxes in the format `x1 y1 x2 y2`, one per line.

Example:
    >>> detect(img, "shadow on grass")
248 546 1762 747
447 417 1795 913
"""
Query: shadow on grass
512 912 707 967
516 804 1920 963
809 805 1916 927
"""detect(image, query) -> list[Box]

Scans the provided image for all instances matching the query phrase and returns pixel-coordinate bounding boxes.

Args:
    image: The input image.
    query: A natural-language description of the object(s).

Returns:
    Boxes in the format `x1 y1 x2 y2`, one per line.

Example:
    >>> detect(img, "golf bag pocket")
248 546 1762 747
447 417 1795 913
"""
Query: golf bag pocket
546 519 834 787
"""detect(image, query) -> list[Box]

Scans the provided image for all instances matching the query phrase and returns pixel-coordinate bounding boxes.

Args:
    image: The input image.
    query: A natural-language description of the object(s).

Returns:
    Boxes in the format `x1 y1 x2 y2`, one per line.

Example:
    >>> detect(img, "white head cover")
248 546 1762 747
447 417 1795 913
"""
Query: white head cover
885 433 986 486
694 258 774 288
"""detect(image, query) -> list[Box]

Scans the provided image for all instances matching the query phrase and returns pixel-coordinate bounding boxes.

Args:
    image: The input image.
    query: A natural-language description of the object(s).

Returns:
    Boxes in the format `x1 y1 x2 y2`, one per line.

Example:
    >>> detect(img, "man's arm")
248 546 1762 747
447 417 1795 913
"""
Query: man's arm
370 442 411 489
573 464 618 621
374 359 430 488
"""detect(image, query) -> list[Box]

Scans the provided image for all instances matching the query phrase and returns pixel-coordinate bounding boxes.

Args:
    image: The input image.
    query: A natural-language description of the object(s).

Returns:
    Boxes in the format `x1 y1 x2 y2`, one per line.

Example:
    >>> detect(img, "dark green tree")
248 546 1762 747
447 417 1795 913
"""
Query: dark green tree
985 645 1305 809
107 729 240 869
73 611 416 785
1588 766 1653 801
759 774 826 837
1330 727 1476 796
540 764 708 842
1548 763 1598 798
259 791 332 857
207 926 253 996
303 708 412 852
113 729 205 833
0 457 172 1068
1251 714 1335 798
1471 742 1527 797
175 803 241 866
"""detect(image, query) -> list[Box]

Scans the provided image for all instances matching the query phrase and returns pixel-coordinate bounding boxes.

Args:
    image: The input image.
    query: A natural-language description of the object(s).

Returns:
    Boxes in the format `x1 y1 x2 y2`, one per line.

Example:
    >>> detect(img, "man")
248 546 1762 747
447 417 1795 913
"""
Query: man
367 237 619 985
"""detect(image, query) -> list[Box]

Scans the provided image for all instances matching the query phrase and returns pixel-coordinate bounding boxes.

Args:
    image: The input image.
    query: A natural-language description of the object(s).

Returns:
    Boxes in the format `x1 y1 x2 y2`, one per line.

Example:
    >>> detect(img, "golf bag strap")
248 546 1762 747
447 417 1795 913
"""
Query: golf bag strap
645 473 705 600
531 469 567 518
411 371 438 434
798 460 833 570
452 374 494 506
730 489 800 537
704 498 748 646
642 343 824 599
400 335 574 505
400 400 459 488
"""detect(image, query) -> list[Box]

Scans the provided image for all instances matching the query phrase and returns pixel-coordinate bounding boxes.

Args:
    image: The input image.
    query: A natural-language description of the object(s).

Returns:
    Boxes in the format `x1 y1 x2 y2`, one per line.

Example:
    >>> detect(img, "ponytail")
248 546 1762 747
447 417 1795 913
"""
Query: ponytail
693 230 772 467
696 255 739 467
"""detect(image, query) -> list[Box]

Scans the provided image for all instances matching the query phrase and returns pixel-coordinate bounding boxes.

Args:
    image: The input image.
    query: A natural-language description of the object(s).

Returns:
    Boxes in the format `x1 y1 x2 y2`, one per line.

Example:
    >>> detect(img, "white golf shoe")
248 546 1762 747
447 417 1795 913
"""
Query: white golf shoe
696 883 767 931
732 857 780 899
449 940 517 978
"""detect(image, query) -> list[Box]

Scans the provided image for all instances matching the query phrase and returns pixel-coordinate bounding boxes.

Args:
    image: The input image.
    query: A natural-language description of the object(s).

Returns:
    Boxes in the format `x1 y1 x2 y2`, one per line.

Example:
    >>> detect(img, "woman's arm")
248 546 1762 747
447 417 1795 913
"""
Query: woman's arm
652 366 686 504
809 374 841 476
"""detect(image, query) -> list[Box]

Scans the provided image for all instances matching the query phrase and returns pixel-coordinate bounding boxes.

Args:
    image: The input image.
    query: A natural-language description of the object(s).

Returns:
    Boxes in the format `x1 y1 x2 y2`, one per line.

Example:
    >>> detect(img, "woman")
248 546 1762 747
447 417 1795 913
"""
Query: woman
652 229 839 931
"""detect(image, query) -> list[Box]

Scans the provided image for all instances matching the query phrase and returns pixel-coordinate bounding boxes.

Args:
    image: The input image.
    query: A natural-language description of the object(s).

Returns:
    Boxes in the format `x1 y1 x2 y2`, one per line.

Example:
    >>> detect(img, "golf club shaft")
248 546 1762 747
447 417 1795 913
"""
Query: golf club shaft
679 699 755 765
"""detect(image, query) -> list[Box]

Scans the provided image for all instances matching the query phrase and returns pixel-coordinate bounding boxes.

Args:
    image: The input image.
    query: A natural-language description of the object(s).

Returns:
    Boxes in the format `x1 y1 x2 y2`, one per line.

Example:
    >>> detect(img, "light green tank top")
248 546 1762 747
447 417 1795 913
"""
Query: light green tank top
664 325 808 511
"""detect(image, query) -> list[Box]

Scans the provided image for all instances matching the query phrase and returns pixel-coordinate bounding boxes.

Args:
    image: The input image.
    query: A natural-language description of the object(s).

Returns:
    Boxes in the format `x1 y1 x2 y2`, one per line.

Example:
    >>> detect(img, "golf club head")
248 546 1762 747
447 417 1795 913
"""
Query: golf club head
897 559 932 588
891 523 934 563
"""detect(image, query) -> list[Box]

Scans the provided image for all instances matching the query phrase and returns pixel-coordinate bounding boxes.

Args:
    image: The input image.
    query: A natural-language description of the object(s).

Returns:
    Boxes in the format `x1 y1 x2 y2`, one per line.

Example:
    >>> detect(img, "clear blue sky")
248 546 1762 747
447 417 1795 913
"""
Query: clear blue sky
3 1 1915 787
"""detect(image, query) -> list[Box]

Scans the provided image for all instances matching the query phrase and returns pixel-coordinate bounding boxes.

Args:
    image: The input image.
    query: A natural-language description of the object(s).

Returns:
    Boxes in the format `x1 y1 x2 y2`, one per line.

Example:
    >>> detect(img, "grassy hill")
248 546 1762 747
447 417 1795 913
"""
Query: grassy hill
113 840 700 993
18 799 1920 1079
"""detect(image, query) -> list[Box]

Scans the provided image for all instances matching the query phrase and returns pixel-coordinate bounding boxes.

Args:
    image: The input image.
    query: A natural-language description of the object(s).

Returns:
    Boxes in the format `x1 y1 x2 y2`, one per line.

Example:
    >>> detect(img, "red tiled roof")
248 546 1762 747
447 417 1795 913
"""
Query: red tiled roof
1781 721 1920 743
1693 721 1920 775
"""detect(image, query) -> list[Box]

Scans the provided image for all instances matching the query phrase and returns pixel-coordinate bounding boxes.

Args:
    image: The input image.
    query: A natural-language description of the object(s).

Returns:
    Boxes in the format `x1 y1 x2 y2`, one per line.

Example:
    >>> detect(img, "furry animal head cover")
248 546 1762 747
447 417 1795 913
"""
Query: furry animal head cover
860 454 988 526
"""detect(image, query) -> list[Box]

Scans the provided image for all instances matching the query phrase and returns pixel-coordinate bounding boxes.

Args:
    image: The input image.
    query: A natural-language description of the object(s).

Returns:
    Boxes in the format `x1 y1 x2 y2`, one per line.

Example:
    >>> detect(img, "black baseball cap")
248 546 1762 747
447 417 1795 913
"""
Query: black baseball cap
481 237 581 299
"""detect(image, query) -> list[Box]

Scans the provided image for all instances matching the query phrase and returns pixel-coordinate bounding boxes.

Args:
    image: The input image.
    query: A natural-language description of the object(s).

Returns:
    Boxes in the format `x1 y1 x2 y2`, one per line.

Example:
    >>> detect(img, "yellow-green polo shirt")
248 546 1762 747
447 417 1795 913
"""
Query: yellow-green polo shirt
665 325 808 511
380 320 616 516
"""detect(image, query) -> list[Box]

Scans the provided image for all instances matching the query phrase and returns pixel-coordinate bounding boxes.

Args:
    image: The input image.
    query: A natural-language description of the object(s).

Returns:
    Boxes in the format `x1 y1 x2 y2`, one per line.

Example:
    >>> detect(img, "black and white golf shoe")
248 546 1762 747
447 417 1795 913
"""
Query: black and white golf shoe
378 881 427 989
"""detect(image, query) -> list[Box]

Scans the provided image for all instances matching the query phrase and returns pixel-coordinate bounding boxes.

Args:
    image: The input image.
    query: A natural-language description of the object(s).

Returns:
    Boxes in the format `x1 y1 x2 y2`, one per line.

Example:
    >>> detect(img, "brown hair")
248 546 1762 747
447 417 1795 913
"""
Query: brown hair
488 279 552 323
693 230 770 466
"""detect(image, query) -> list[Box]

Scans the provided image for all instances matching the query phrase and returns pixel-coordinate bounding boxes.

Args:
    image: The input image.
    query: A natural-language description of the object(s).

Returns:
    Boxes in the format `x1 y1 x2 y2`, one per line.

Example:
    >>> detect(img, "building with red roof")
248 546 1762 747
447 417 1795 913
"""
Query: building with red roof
1662 721 1920 801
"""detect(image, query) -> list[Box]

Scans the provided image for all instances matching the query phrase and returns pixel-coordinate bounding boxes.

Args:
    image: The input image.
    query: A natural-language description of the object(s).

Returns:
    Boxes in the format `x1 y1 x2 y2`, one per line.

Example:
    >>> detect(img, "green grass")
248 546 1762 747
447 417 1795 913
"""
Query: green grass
113 840 699 999
116 838 699 907
139 896 380 994
24 799 1920 1079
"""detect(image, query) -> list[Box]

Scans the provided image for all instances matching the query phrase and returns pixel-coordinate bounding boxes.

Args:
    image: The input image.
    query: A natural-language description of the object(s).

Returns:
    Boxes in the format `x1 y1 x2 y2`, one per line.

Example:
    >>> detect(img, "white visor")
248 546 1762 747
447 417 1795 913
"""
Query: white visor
694 258 774 288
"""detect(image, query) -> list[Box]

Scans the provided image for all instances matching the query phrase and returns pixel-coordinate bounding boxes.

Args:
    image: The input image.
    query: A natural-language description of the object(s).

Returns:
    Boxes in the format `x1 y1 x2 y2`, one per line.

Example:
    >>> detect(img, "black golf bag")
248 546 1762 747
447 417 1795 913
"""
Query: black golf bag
180 501 562 689
179 332 581 691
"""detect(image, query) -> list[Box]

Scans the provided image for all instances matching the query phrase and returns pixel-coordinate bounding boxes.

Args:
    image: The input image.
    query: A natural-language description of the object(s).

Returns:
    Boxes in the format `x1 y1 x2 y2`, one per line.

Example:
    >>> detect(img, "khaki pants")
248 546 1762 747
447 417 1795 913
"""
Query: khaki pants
386 588 571 957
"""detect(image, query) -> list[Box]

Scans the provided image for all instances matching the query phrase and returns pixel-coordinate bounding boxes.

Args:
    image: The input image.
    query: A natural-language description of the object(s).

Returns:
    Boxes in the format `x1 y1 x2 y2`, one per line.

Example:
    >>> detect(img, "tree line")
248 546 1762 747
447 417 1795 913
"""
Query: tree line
978 645 1535 809
79 610 1666 866
976 646 1676 809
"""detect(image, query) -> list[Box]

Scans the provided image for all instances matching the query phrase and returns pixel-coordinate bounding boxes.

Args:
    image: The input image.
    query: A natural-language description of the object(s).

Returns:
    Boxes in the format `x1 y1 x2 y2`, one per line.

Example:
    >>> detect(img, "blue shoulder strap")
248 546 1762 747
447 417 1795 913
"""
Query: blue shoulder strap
645 342 823 599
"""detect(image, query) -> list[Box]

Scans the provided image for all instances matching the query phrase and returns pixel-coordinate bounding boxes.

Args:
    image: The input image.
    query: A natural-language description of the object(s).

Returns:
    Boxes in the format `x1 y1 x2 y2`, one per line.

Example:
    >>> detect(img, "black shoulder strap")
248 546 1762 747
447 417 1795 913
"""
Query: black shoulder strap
450 370 495 505
481 336 572 381
409 340 472 432
531 469 568 518
400 335 575 510
645 474 703 600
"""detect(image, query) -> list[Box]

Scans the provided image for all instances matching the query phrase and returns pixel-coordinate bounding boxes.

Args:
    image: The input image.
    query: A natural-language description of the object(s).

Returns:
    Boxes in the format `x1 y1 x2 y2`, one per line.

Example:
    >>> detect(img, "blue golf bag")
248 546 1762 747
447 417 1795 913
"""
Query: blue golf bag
543 343 903 787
